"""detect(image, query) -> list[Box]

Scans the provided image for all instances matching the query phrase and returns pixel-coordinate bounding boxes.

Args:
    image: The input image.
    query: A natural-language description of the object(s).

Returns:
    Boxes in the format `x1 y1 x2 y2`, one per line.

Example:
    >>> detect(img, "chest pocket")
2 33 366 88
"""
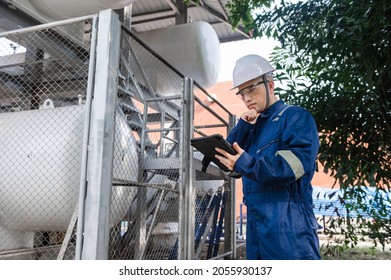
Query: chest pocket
255 105 293 156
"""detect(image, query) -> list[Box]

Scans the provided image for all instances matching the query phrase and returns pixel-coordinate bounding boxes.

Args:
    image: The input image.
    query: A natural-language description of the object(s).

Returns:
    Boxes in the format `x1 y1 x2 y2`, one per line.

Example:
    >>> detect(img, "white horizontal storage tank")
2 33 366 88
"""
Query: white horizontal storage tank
137 21 221 89
0 105 138 232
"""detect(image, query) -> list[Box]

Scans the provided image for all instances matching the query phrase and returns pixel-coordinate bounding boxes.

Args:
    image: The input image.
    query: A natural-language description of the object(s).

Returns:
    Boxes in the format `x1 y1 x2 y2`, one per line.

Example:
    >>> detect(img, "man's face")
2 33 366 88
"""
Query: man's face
236 78 274 113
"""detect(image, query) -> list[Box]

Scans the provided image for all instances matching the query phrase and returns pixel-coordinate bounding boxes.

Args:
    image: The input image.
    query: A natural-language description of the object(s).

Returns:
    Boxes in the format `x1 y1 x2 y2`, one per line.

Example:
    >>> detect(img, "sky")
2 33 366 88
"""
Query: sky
217 36 278 82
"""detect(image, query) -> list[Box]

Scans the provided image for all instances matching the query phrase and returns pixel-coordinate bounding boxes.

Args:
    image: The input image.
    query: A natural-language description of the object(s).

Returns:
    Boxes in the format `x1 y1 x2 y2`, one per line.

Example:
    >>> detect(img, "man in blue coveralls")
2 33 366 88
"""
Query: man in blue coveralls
215 54 321 260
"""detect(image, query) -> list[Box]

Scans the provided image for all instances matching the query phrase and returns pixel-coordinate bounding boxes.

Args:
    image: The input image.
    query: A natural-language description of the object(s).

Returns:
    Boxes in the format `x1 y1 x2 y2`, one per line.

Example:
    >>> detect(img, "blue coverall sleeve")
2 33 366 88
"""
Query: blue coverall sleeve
226 118 253 149
233 108 319 186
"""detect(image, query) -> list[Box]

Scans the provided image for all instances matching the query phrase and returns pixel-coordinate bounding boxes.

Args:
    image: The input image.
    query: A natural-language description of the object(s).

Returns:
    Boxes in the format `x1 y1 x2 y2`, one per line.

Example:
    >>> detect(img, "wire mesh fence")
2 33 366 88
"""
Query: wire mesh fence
0 17 93 260
0 11 237 260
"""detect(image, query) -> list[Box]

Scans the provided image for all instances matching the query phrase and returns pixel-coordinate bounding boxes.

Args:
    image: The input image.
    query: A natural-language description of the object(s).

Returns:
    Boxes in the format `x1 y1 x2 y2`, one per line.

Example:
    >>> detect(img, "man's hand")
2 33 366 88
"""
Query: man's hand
215 142 244 171
240 108 259 124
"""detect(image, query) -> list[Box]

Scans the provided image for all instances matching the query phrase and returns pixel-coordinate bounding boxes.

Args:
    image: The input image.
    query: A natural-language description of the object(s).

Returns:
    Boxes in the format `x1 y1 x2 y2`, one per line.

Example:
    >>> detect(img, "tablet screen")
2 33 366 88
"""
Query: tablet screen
190 134 237 172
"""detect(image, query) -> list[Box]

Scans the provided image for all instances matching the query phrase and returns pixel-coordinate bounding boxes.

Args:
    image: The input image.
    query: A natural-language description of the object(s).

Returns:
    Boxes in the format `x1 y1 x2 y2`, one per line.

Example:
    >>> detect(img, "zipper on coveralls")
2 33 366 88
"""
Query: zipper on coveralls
256 139 280 154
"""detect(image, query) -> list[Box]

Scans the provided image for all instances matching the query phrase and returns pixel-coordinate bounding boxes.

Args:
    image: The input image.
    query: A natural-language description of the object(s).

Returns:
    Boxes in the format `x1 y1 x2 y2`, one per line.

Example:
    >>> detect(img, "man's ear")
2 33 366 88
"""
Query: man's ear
268 80 275 93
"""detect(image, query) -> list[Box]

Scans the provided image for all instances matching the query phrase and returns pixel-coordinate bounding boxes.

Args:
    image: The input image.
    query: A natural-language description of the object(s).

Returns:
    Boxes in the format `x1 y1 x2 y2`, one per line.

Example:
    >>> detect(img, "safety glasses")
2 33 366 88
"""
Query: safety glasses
236 80 265 99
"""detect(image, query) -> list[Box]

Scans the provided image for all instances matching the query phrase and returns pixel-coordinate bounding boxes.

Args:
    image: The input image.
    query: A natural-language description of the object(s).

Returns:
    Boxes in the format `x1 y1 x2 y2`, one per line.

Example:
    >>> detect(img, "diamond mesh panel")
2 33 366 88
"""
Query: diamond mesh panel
0 18 93 260
0 17 238 260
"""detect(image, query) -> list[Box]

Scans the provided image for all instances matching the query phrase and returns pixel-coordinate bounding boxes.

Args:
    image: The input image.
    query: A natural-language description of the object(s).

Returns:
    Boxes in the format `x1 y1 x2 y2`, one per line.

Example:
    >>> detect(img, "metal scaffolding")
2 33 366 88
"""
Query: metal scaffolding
0 9 237 260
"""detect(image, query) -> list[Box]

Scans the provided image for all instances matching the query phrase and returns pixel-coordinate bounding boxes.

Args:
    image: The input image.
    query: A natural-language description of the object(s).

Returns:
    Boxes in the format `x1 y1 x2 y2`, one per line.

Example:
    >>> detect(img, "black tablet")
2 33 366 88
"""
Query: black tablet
190 134 237 172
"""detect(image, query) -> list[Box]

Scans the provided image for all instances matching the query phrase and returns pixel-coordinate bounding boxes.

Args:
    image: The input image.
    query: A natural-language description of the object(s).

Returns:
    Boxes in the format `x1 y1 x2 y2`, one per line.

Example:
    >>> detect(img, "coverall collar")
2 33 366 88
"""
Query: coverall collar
259 100 285 119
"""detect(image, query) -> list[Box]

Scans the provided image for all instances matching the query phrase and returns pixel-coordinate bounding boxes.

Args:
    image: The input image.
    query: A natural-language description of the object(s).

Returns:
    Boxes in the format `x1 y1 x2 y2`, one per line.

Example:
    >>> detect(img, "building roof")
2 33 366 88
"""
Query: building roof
130 0 250 43
0 0 251 43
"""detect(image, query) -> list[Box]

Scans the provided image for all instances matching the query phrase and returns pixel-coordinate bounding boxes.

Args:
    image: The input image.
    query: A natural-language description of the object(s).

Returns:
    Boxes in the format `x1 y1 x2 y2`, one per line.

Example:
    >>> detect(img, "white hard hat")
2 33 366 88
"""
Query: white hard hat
231 54 275 89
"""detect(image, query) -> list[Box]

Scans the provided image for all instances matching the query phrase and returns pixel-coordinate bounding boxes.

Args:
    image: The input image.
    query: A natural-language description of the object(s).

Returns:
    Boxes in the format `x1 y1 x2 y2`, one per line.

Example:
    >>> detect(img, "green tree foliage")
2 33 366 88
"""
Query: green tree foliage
226 0 391 248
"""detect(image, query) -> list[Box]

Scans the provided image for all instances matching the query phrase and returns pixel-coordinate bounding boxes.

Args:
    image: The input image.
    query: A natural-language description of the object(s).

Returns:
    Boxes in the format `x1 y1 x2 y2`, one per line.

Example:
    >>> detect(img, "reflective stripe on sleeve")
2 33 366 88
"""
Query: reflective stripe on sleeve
275 150 305 180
